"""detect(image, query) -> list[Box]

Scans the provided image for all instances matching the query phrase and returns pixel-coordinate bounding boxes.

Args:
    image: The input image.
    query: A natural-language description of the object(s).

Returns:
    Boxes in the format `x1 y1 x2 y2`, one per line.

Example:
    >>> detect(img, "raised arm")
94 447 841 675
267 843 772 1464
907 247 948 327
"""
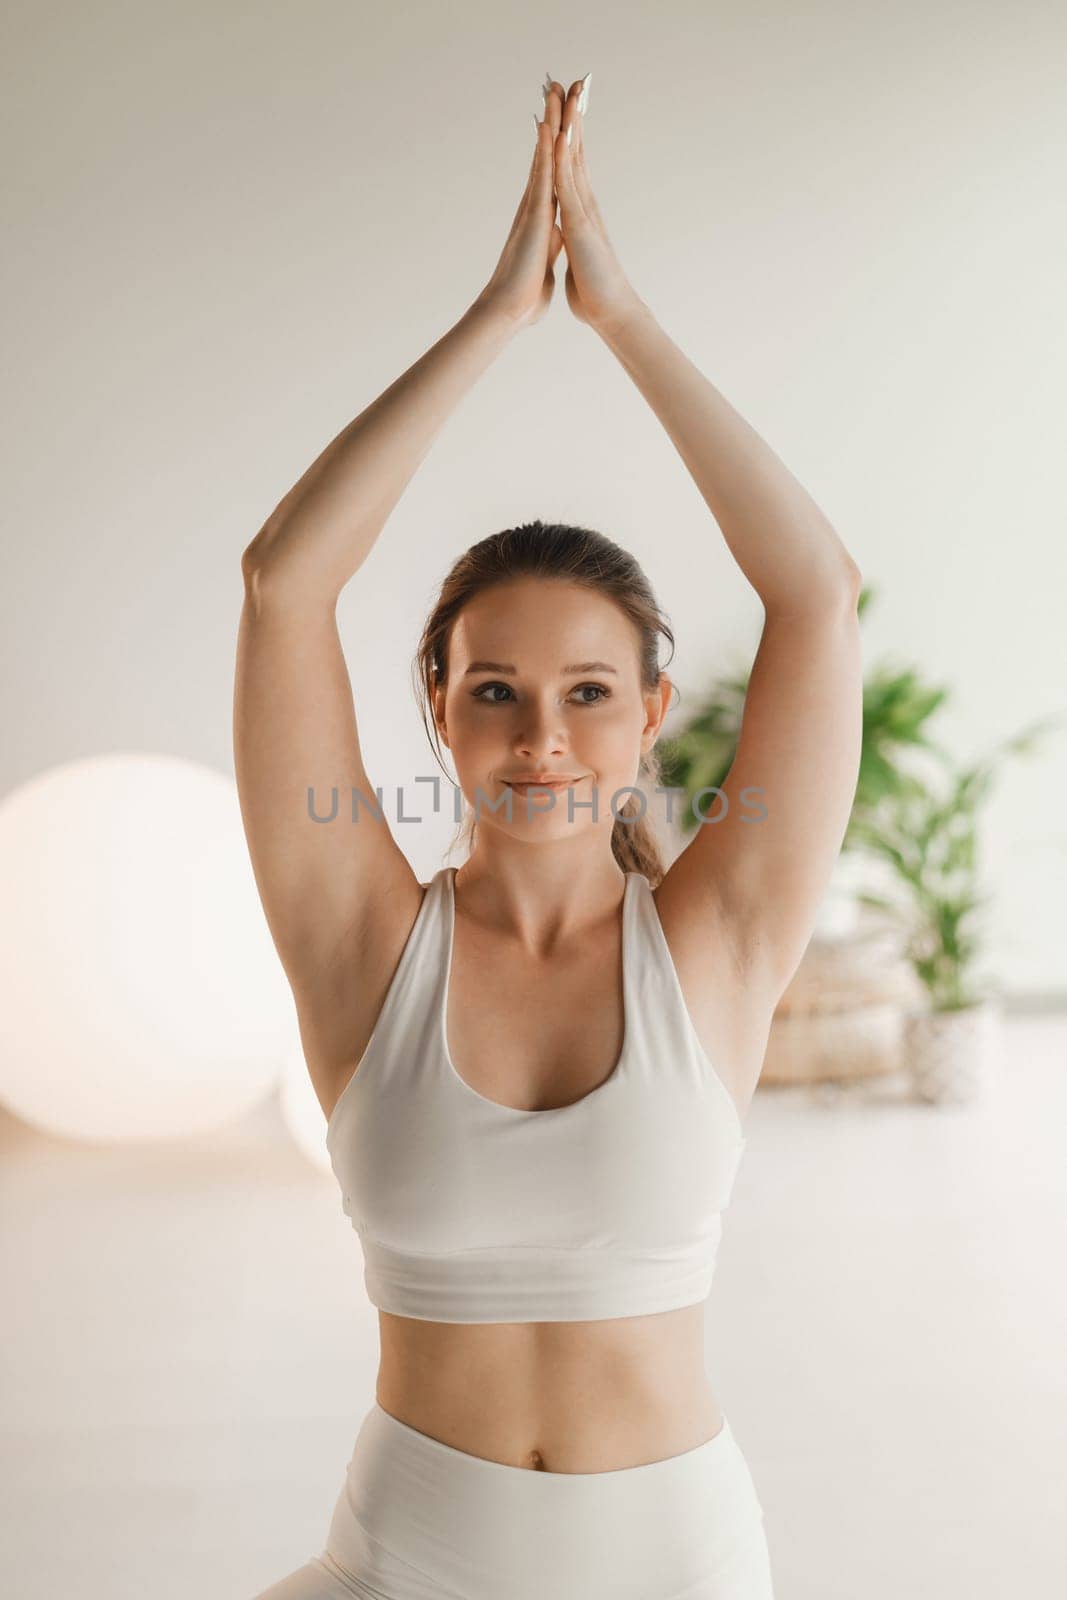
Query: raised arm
234 301 517 1019
234 92 564 1098
552 78 863 1036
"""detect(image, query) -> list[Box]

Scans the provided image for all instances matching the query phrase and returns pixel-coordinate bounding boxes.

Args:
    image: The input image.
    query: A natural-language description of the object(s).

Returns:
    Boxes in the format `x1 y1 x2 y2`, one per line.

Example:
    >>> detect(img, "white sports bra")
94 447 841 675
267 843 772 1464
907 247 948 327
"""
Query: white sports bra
325 866 746 1324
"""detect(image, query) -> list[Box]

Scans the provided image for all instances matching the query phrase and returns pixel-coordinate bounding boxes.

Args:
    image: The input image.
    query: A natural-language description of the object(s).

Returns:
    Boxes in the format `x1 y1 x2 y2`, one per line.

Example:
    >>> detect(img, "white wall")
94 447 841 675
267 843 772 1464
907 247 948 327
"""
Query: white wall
3 0 1065 993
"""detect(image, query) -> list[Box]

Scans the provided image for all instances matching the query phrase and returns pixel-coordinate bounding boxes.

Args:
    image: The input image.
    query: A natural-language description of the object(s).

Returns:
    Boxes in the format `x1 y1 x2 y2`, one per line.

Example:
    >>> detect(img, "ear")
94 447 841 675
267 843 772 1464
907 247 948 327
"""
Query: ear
433 685 449 748
642 675 674 750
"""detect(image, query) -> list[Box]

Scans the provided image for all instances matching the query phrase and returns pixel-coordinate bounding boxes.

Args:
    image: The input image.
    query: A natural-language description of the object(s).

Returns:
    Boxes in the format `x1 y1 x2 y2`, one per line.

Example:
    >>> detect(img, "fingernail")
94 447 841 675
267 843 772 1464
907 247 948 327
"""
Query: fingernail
543 72 553 95
579 71 592 115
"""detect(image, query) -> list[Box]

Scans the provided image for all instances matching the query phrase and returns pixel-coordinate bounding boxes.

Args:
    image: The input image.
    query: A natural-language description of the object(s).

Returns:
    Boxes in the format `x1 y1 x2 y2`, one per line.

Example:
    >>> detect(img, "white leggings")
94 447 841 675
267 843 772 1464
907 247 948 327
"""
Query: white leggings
252 1401 775 1599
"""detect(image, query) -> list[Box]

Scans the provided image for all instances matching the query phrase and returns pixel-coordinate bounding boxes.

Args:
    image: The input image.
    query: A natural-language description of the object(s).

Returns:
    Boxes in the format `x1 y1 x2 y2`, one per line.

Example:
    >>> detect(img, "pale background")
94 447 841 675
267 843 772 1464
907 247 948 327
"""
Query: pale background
3 3 1066 1598
3 0 1065 993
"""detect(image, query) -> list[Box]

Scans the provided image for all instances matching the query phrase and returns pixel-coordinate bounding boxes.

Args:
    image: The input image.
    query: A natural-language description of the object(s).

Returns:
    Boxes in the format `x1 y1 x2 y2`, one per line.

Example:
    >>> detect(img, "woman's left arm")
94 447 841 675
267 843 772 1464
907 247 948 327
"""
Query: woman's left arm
552 77 864 1017
602 303 864 1013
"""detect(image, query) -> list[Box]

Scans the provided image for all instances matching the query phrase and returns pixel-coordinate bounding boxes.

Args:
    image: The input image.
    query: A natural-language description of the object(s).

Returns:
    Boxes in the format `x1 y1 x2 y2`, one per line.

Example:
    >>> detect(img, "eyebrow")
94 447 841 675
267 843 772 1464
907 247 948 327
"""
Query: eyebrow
462 660 619 677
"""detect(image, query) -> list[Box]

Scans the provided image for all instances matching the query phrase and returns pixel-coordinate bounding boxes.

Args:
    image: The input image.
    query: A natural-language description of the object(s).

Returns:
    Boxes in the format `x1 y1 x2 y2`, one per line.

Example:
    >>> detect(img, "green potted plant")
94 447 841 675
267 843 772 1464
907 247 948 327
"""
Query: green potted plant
657 586 1063 1098
848 718 1058 1103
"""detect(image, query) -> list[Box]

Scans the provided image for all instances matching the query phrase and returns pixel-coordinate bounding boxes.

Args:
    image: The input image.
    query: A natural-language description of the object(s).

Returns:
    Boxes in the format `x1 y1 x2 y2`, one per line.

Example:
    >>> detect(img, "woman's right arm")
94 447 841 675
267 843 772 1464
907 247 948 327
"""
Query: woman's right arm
234 296 518 1025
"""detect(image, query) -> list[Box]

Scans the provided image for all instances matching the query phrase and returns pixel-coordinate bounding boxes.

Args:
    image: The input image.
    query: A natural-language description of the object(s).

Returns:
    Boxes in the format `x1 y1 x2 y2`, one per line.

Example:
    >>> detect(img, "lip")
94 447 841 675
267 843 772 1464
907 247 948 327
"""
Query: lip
504 777 582 789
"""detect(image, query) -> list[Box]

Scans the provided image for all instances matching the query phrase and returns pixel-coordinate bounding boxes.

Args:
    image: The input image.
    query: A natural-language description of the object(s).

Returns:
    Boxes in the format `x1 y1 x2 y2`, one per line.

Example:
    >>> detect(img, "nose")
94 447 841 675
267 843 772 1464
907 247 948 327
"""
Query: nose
514 707 568 760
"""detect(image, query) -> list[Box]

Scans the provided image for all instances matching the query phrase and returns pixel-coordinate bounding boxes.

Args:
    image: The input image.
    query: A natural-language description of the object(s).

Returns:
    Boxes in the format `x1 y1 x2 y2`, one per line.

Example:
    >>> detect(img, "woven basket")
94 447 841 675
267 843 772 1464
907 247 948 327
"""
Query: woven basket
760 914 921 1085
762 1002 904 1085
775 917 921 1017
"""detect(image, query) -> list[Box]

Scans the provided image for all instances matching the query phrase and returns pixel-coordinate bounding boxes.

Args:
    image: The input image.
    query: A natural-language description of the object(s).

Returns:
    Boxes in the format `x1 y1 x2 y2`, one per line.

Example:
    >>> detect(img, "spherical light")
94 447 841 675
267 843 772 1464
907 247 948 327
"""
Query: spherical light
0 753 294 1141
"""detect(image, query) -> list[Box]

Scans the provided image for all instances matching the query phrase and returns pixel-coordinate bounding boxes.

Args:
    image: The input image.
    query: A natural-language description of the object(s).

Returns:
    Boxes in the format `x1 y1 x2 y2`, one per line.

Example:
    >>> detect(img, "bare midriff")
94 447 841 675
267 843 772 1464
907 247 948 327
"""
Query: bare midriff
375 1299 722 1473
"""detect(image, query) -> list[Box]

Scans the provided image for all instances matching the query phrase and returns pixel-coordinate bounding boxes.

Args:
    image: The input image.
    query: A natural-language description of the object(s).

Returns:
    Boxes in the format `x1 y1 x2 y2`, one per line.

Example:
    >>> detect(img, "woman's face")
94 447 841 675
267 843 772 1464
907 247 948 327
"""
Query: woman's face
434 578 671 839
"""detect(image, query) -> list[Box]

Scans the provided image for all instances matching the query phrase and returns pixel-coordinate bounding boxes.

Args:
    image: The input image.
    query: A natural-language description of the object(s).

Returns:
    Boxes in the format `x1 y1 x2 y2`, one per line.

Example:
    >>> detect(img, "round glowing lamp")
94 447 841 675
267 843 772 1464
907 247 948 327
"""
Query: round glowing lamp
0 753 294 1142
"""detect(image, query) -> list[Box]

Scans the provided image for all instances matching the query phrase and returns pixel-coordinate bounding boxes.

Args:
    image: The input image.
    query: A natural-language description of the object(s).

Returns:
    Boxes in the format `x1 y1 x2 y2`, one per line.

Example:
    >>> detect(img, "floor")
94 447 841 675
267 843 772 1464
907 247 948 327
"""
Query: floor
1 1008 1064 1599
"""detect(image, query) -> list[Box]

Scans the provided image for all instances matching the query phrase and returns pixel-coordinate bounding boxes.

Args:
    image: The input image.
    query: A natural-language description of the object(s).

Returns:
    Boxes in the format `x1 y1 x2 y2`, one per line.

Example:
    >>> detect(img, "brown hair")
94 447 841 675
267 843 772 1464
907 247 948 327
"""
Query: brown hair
412 519 679 887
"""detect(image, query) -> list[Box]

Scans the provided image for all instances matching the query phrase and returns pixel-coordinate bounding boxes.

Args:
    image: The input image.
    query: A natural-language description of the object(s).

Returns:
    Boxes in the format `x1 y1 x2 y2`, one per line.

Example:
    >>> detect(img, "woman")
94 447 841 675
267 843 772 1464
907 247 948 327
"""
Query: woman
236 73 863 1600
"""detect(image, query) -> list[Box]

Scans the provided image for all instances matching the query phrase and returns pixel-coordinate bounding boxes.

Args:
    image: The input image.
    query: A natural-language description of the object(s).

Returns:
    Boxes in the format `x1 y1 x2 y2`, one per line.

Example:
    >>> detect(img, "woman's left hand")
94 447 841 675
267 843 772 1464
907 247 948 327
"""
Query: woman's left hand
552 77 644 335
475 84 565 329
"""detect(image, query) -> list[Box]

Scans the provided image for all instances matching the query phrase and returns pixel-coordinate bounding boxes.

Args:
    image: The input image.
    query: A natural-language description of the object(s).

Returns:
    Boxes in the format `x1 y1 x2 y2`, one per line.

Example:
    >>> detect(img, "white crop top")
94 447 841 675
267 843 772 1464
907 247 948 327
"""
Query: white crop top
325 866 746 1323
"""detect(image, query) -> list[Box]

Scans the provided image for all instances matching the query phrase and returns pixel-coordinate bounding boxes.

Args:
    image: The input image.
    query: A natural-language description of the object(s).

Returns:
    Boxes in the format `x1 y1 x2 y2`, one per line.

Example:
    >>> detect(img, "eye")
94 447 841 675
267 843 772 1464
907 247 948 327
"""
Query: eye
470 682 512 705
470 682 612 706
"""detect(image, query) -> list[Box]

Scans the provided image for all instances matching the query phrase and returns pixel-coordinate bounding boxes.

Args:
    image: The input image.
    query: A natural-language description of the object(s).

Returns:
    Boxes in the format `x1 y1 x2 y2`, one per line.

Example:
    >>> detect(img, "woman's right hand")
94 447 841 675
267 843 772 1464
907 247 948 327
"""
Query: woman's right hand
475 80 565 329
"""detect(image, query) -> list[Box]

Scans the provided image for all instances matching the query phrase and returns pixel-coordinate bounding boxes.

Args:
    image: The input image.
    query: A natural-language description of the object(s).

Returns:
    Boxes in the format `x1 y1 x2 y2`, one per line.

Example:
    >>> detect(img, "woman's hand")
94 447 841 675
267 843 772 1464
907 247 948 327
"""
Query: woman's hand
475 81 565 330
552 77 644 336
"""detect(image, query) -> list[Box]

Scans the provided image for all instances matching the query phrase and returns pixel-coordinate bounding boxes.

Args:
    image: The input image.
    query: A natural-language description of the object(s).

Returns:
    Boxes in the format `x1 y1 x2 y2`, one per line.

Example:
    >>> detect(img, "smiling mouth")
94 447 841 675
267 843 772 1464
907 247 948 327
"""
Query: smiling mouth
504 779 582 791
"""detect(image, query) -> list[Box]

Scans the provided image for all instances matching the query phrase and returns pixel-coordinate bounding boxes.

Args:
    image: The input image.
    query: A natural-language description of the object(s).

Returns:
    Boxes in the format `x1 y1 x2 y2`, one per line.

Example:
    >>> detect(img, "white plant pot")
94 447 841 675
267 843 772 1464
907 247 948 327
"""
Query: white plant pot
903 1000 1001 1105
